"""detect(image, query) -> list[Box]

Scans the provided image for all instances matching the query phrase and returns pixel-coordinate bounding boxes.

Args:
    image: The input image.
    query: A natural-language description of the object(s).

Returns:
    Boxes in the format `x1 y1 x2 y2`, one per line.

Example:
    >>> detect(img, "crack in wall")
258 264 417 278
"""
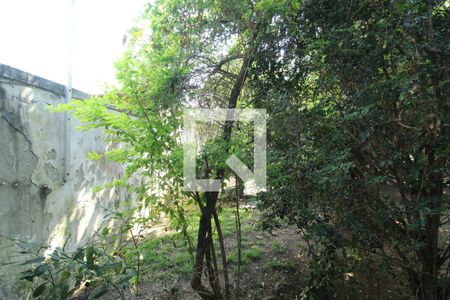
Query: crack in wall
0 111 40 191
0 112 38 162
0 66 115 300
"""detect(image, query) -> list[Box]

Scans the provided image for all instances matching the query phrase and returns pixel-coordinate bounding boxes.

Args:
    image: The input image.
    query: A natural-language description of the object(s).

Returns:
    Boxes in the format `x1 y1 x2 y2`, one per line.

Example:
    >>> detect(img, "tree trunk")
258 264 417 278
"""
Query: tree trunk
416 148 444 300
213 209 231 299
191 52 254 299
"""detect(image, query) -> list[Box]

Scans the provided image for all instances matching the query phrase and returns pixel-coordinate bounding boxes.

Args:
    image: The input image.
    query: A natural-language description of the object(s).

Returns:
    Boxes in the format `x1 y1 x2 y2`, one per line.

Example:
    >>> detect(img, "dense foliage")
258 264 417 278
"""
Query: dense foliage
53 0 449 299
254 0 450 298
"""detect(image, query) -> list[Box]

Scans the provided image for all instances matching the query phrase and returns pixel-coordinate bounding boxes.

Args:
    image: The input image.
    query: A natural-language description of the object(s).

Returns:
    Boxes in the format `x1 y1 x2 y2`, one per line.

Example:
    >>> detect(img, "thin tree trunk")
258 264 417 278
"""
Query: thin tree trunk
235 173 242 299
213 209 231 300
191 40 255 298
192 194 217 299
207 219 221 295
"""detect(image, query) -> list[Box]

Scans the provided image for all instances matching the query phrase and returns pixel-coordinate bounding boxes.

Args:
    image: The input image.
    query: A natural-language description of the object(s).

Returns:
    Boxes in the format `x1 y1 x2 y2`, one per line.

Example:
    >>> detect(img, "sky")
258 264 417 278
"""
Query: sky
0 0 146 94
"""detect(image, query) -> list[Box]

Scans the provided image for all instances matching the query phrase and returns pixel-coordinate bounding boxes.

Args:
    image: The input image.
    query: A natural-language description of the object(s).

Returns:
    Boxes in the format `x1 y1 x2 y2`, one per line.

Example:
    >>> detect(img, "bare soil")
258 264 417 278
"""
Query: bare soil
135 224 306 299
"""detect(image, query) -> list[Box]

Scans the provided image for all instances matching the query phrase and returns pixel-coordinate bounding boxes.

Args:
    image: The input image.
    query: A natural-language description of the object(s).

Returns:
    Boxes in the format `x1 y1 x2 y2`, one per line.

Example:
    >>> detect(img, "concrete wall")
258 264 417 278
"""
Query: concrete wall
0 64 129 298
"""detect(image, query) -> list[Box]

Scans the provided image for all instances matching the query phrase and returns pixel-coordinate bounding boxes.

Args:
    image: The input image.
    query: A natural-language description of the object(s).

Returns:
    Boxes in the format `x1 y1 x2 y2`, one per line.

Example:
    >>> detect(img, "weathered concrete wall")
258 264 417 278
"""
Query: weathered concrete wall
0 64 129 298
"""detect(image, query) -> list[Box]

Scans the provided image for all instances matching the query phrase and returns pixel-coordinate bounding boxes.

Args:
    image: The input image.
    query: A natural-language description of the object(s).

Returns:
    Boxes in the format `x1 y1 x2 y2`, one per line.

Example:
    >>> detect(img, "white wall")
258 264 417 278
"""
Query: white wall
0 64 129 298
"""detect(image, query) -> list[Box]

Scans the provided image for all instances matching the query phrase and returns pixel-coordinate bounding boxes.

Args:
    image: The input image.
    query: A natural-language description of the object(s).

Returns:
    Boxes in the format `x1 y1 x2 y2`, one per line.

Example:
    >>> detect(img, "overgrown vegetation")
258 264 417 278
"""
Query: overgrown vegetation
6 210 139 300
4 0 449 299
253 0 450 299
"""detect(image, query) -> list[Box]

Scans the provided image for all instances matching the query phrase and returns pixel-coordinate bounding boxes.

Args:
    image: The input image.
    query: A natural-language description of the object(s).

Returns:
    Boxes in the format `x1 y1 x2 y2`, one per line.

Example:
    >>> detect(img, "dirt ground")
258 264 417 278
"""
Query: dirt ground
134 225 306 299
68 209 409 300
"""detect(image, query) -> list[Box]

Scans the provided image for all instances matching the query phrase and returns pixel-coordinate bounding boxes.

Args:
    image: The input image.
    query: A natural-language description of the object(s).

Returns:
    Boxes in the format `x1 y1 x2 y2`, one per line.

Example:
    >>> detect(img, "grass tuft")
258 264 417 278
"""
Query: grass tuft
263 260 295 271
271 240 286 254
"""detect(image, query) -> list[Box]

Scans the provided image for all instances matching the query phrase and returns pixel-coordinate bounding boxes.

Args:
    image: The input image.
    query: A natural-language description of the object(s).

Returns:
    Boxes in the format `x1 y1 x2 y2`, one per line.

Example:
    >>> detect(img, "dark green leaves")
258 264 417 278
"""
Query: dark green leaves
32 284 46 298
89 284 109 299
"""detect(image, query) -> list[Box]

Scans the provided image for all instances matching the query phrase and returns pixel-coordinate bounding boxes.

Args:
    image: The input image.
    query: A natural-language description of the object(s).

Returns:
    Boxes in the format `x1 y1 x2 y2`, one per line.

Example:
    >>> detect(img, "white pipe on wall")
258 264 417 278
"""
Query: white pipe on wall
63 0 75 182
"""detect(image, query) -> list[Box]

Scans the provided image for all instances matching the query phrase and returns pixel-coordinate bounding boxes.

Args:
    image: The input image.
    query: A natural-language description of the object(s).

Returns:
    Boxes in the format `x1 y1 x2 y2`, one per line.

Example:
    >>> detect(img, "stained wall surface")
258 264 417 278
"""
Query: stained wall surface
0 64 129 298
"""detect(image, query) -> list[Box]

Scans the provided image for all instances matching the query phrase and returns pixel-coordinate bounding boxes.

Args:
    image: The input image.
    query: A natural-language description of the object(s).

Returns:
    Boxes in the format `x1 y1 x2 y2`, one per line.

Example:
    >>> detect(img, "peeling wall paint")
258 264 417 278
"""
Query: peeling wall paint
0 64 130 298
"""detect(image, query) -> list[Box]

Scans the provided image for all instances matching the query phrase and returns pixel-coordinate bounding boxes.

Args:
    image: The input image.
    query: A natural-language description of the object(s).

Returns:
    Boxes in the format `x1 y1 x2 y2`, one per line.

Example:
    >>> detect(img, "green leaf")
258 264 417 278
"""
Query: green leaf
114 271 136 288
20 257 45 265
87 151 103 160
33 264 50 276
32 283 46 298
86 246 96 269
89 285 109 299
101 227 110 237
20 272 35 282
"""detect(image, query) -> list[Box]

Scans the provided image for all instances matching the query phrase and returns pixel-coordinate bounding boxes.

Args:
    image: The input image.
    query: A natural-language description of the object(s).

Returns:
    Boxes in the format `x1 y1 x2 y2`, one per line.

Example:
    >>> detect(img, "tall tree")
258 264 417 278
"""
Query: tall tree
253 0 450 298
59 0 277 298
